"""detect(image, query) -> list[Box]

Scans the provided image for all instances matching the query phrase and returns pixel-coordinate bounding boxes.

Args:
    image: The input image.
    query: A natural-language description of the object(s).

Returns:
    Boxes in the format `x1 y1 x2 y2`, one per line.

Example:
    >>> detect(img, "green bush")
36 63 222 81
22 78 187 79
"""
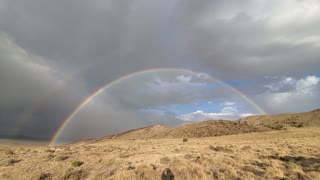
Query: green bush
71 161 84 167
182 138 188 142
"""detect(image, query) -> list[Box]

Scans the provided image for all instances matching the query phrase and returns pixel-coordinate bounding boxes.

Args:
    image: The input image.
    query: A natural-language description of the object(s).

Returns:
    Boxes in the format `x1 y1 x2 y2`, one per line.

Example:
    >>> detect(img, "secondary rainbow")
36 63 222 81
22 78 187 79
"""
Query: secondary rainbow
49 68 266 146
13 64 91 136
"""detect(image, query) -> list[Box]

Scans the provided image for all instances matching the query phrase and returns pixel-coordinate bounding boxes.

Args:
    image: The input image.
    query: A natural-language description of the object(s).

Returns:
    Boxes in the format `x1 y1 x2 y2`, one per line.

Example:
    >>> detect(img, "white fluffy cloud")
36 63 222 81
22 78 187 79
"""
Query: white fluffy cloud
176 75 192 83
296 76 320 94
221 101 236 106
178 110 230 121
240 113 255 118
178 105 253 121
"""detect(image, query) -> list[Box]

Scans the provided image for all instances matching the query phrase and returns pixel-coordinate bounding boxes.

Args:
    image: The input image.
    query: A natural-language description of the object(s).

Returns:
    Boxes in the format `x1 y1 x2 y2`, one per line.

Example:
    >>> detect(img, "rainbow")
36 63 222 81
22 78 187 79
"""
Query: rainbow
49 68 266 146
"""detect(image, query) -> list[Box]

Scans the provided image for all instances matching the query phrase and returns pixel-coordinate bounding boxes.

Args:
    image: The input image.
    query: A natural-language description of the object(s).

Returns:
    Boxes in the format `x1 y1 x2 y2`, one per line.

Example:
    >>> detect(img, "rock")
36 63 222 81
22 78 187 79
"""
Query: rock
161 168 174 180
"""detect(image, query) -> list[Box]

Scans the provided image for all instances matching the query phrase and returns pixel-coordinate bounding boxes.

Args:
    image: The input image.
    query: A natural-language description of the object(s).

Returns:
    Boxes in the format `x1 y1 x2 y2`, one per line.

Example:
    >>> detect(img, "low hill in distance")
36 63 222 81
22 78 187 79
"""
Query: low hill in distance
240 108 320 128
99 109 320 141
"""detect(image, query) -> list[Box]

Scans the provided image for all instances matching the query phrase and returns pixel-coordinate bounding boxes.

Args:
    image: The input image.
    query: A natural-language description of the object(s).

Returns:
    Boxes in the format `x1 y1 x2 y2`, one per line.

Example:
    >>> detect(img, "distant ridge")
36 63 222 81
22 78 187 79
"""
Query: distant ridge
96 109 320 141
0 134 49 141
240 108 320 128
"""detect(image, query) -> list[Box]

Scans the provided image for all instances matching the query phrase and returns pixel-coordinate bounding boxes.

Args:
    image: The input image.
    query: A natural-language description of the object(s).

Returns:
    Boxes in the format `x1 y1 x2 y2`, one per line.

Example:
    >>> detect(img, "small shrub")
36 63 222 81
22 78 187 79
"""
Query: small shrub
56 155 69 161
119 152 131 158
291 122 304 128
63 169 87 179
127 165 135 170
185 154 193 159
1 159 21 166
268 124 284 130
209 145 233 153
44 149 55 153
182 138 188 142
46 154 55 161
241 146 251 150
5 149 14 155
39 173 51 180
160 156 171 164
279 177 290 180
71 161 84 167
150 164 157 170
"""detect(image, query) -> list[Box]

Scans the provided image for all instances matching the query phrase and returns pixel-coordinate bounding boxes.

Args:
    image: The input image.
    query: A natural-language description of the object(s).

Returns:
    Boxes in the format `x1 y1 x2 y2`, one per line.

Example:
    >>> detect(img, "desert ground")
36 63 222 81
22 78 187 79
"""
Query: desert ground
1 110 320 179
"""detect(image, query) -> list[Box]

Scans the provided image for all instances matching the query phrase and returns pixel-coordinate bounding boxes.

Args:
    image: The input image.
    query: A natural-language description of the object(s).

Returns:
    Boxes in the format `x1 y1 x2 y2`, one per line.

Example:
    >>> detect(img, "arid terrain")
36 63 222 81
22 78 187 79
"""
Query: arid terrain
0 109 319 179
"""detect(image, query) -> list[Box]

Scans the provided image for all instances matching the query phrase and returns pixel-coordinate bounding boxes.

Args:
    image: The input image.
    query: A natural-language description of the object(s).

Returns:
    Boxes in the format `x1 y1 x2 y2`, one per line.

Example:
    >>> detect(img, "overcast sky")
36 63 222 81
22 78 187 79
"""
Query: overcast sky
1 0 319 143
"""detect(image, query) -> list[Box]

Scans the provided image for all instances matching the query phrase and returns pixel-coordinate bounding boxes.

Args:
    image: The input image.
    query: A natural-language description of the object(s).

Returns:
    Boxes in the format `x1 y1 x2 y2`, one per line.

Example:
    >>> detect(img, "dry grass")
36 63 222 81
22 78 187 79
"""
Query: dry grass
0 127 319 179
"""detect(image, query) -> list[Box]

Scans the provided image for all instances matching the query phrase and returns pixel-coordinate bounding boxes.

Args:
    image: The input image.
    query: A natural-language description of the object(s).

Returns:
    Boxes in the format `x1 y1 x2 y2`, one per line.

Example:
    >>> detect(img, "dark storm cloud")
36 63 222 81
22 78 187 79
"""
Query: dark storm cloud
0 0 319 142
58 95 184 142
2 0 319 80
0 33 68 139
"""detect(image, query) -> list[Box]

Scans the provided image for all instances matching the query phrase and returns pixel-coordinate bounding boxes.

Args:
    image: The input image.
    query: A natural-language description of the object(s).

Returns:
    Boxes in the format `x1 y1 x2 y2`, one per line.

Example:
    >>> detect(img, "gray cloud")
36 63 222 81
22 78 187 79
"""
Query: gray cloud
56 70 239 143
257 76 320 114
0 0 319 142
0 33 87 139
2 0 319 79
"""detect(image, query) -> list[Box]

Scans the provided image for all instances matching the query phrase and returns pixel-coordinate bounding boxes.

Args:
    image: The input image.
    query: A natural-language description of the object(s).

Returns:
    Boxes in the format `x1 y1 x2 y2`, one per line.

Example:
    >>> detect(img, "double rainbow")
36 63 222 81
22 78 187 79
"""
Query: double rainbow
49 68 266 146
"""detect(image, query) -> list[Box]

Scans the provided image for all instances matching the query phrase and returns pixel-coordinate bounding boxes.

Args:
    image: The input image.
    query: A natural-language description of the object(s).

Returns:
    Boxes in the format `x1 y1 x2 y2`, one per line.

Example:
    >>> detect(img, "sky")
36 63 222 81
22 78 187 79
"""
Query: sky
0 0 319 144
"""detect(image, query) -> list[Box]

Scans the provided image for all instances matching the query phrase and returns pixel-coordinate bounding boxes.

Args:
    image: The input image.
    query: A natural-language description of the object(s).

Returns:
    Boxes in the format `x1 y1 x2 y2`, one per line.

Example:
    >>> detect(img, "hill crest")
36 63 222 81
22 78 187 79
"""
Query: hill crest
99 109 320 141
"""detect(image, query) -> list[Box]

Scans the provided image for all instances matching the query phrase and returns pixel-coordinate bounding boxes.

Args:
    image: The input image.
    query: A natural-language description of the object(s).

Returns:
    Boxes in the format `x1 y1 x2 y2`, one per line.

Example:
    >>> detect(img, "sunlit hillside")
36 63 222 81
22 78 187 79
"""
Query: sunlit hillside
1 110 319 179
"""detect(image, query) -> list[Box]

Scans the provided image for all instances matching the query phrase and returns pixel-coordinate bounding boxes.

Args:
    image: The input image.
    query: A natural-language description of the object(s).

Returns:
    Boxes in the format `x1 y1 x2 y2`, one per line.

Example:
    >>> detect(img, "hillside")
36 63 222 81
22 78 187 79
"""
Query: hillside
102 121 268 140
240 109 320 129
1 109 320 179
101 109 320 140
1 127 320 179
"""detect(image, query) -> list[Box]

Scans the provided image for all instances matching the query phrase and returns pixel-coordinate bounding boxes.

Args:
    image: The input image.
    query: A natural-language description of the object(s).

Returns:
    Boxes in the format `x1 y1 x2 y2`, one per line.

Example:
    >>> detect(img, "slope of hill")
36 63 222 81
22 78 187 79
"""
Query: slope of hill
102 109 320 140
1 109 320 179
240 109 320 129
1 127 320 179
105 125 171 140
101 121 269 140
